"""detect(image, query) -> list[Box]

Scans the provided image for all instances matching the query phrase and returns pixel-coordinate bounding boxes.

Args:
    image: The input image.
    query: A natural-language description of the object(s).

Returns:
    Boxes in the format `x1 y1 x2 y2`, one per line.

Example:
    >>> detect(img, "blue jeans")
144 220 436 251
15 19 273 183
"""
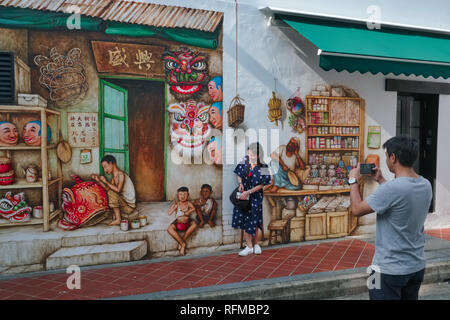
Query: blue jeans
369 268 425 300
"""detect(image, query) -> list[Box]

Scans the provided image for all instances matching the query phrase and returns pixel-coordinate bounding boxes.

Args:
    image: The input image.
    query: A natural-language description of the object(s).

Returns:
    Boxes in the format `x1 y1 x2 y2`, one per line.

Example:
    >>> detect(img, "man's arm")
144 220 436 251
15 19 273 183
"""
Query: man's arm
101 172 125 193
350 183 374 217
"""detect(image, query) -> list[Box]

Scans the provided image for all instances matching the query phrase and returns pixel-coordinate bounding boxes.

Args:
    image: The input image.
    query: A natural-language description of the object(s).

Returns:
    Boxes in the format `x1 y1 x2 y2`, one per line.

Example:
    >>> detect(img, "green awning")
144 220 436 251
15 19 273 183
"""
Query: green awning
280 15 450 79
0 6 220 49
0 6 102 31
104 22 220 49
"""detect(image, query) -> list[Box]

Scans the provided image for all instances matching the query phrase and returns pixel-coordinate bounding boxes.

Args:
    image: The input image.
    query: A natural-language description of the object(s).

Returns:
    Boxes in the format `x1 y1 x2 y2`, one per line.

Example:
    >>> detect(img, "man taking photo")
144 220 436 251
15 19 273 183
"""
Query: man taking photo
348 135 432 300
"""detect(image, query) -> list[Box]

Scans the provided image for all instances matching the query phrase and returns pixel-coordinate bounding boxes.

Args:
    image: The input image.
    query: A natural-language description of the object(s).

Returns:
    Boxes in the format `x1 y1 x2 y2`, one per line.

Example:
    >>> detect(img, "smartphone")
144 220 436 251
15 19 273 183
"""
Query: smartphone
360 163 375 174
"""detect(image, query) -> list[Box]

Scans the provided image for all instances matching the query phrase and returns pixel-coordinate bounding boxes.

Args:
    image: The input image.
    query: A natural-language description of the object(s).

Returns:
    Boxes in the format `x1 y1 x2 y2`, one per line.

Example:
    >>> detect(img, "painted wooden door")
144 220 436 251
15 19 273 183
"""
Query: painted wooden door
99 79 129 174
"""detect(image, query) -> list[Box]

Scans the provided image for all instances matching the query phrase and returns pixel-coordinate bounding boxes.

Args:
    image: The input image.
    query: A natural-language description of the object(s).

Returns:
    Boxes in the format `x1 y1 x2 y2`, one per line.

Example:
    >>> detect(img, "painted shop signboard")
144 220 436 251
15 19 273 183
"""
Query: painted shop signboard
91 41 165 78
68 112 99 147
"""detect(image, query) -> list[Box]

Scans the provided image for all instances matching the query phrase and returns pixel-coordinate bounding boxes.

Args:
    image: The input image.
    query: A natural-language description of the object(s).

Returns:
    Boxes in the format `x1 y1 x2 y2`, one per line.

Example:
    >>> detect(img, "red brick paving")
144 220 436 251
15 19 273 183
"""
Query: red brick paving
0 239 374 300
425 228 450 241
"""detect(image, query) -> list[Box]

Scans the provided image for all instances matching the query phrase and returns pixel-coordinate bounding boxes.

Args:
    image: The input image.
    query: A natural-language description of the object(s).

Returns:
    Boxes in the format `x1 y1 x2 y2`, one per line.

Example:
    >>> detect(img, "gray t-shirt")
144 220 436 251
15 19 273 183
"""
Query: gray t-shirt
366 176 432 275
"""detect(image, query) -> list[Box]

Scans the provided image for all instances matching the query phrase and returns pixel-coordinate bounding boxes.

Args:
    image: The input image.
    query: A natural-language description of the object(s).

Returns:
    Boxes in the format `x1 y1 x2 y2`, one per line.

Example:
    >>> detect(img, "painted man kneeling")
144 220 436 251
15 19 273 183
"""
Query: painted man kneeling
91 155 137 226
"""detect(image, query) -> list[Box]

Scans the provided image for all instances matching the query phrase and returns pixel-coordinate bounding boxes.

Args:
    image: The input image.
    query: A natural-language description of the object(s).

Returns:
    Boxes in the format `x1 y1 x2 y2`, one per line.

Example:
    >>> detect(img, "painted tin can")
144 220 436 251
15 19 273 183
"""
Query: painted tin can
120 220 129 231
139 216 147 227
131 220 140 229
33 206 43 219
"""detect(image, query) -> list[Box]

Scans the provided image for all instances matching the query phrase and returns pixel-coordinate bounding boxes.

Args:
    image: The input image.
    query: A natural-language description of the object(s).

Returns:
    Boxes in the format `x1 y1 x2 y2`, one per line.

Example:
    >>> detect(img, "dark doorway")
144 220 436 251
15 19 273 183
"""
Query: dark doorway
396 93 438 212
105 78 165 202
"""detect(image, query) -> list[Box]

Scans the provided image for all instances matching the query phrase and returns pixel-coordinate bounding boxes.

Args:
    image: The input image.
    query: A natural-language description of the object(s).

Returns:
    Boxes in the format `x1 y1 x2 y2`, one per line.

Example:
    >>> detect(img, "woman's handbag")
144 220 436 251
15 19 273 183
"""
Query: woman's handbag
229 187 251 212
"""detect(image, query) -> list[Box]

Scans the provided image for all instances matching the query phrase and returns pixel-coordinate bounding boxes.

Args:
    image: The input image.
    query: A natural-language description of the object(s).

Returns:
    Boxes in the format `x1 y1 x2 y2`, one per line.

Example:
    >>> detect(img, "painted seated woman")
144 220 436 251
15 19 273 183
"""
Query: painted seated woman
0 121 19 146
23 120 51 146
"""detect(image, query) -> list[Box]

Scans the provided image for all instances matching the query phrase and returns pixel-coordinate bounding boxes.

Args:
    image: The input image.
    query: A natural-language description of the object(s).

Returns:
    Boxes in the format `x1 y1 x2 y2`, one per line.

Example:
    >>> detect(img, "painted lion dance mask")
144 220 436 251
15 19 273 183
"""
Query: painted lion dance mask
162 47 209 100
0 192 31 223
168 100 211 155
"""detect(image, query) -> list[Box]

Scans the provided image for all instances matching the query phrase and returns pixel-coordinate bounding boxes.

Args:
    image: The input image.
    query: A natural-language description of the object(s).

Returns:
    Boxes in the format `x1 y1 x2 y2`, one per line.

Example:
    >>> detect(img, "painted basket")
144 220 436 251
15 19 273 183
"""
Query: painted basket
0 157 12 174
227 95 245 128
0 170 14 185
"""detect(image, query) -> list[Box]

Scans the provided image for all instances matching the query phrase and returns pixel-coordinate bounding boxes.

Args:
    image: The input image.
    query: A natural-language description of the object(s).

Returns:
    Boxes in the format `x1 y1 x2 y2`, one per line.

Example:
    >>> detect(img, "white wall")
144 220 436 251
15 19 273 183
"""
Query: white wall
142 0 450 234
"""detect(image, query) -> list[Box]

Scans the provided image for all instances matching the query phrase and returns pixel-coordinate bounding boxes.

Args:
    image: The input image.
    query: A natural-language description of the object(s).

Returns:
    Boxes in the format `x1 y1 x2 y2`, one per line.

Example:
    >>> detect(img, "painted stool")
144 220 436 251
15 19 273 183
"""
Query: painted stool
268 219 289 245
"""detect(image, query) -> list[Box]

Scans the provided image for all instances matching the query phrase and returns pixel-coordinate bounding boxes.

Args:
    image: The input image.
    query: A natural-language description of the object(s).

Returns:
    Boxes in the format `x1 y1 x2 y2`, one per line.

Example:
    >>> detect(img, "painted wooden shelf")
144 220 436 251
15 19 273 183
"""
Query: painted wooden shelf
307 134 359 137
265 189 351 196
0 105 63 231
0 209 61 228
306 123 360 127
0 143 57 150
308 148 359 152
0 178 61 190
0 105 60 115
306 95 361 100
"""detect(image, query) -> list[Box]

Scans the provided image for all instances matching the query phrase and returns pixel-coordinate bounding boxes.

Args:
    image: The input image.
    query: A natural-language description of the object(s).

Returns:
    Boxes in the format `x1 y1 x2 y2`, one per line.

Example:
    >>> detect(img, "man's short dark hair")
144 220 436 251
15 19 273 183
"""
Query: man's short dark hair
201 184 212 192
101 155 116 165
177 186 189 193
382 136 418 167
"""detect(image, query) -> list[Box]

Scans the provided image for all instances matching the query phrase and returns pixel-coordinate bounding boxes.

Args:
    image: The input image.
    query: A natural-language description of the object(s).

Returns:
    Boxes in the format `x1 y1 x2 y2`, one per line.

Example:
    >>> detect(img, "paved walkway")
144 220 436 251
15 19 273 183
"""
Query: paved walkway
0 228 448 300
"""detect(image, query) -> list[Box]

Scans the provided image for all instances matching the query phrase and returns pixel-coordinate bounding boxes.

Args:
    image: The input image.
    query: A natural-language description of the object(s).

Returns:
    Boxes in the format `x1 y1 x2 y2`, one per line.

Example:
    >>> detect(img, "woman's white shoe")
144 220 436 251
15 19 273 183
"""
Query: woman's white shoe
238 246 253 256
254 244 262 254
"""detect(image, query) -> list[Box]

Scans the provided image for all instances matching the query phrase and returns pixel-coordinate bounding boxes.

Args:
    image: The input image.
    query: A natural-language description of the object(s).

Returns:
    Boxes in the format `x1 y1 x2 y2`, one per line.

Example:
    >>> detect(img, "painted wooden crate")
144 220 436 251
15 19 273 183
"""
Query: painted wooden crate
305 213 327 240
326 210 349 238
290 216 305 242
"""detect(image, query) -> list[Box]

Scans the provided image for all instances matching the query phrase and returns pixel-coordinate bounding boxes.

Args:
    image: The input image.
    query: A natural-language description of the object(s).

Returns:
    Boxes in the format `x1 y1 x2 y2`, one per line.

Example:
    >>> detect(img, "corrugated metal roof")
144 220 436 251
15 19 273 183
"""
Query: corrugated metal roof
0 0 223 32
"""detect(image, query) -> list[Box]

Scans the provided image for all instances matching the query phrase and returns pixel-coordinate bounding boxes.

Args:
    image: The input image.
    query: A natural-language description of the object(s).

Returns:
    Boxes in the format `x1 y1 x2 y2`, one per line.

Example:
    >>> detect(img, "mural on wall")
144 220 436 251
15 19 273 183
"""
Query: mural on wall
266 136 308 193
207 76 223 165
91 41 165 78
67 113 99 147
168 100 212 156
162 47 210 100
207 135 222 166
286 87 306 134
58 175 109 230
34 47 88 107
265 84 363 243
0 121 19 146
23 120 51 146
0 192 32 223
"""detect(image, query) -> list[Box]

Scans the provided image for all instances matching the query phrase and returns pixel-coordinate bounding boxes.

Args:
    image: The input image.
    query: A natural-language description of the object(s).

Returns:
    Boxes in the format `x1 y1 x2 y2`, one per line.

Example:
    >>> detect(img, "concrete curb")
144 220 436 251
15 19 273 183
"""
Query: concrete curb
110 259 450 300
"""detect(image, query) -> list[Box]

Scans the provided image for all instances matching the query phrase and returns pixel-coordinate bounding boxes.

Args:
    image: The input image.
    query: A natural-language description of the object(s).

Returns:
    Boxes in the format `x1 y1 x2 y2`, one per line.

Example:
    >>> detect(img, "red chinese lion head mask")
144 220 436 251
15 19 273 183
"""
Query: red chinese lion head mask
162 47 209 100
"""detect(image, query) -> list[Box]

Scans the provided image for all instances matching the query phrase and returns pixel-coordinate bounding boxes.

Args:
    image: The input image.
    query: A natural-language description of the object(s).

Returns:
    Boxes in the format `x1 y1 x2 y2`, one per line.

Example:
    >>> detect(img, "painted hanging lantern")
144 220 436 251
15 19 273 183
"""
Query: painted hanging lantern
267 91 282 126
162 47 210 100
287 87 306 133
168 100 211 155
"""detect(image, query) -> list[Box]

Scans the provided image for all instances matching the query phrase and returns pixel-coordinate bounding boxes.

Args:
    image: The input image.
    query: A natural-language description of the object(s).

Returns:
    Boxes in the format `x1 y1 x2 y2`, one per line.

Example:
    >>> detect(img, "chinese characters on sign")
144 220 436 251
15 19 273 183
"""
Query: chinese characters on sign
91 41 164 78
68 113 99 147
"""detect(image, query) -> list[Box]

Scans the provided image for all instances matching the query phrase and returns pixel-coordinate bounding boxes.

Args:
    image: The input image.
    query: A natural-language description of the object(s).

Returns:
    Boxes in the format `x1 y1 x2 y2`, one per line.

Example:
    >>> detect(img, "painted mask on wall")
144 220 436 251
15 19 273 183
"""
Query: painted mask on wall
0 192 31 223
168 100 211 155
208 102 223 130
207 135 223 166
162 47 209 100
0 121 19 146
23 120 51 146
208 76 223 102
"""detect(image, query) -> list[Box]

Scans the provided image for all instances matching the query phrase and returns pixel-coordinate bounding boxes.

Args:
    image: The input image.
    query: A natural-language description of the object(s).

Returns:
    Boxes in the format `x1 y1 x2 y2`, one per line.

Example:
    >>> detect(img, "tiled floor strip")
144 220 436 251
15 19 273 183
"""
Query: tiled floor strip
0 239 375 300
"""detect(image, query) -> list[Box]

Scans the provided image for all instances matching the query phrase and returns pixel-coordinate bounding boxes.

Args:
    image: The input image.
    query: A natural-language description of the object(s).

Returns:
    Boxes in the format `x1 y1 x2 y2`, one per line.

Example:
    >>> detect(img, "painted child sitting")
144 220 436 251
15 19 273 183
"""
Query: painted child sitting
167 186 197 256
193 184 217 228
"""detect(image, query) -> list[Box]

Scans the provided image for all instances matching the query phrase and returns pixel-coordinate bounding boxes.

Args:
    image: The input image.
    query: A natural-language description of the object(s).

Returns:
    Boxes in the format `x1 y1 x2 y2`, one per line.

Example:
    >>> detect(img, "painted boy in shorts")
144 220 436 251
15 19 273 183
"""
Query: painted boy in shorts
167 186 197 255
194 184 217 228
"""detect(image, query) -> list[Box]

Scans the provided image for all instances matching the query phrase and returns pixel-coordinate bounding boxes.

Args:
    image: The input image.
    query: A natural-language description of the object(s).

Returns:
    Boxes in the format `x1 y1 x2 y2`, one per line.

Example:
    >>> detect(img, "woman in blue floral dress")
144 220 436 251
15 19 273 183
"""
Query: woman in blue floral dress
232 142 271 256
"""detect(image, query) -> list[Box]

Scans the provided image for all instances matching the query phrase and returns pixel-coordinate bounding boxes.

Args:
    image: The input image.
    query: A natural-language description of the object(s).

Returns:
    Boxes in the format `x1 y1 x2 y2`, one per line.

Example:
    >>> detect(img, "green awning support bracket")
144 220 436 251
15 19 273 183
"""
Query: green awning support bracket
279 14 450 79
0 6 220 49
